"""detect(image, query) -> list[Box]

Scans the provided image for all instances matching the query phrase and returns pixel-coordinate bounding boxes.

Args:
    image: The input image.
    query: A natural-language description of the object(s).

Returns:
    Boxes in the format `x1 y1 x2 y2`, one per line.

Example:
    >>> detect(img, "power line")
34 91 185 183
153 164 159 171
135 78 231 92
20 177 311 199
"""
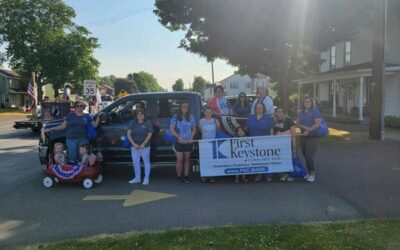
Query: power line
84 7 154 27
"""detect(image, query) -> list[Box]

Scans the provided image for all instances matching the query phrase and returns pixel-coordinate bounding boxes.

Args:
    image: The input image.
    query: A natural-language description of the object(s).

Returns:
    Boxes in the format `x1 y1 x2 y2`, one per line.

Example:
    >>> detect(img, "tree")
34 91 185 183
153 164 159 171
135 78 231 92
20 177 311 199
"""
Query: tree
0 0 99 98
99 75 117 87
154 0 376 111
192 76 207 96
127 71 162 92
172 78 184 91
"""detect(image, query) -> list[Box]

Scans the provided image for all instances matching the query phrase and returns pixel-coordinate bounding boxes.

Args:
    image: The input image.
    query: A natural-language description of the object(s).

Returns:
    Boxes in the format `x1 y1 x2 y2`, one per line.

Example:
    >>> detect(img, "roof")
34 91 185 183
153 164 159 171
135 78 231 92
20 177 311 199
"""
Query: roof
0 69 20 79
295 62 400 84
99 84 114 91
218 73 268 83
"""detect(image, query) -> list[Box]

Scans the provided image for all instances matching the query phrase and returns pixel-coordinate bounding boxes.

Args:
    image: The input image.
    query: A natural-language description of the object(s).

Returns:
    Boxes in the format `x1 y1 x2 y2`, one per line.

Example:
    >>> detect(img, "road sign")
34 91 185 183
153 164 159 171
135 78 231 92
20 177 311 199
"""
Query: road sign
83 80 97 97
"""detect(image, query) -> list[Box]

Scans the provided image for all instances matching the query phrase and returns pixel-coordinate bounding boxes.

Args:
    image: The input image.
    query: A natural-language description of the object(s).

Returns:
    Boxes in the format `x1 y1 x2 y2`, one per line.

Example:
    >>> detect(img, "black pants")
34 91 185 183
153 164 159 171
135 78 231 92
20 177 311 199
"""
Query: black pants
300 136 319 173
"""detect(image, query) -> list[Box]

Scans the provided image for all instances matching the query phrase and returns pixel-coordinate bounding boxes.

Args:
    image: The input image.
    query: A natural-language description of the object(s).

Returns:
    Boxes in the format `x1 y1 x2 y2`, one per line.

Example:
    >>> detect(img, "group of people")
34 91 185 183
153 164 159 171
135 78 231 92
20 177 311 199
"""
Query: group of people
127 85 323 186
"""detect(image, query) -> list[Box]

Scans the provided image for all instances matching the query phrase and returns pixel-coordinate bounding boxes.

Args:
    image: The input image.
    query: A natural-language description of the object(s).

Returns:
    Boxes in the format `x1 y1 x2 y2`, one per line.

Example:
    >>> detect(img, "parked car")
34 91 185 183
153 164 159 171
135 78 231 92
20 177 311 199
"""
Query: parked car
39 92 203 167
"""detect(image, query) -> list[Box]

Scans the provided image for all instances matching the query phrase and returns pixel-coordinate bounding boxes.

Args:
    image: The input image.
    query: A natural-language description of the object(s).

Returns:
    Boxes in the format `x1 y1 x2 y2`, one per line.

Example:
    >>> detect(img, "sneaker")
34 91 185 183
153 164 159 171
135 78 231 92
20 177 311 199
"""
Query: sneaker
177 177 184 184
286 176 294 182
280 174 289 182
128 177 141 184
254 174 262 182
306 175 316 182
266 176 273 182
142 176 149 185
304 174 310 180
183 176 190 184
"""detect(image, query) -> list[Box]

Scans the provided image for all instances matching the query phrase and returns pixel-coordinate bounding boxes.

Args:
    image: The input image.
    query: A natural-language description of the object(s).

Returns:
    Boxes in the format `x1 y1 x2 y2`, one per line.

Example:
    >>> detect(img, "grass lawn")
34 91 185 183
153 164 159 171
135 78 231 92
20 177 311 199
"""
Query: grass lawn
28 219 400 250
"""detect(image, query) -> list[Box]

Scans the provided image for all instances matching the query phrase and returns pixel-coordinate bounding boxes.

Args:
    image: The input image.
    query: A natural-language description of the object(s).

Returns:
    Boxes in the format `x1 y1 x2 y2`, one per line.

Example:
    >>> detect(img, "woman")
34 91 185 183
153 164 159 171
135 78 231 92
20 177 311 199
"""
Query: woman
170 101 196 184
44 101 100 162
198 105 220 183
208 85 231 116
296 97 322 182
274 107 296 182
246 102 274 181
127 108 153 185
233 92 251 117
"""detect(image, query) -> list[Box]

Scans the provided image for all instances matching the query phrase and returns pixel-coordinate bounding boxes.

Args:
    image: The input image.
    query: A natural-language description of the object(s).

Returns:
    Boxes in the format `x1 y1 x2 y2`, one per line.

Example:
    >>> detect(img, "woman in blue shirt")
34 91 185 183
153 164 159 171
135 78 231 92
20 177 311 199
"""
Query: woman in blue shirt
233 92 251 117
246 102 274 182
170 101 197 184
127 108 153 185
296 97 322 182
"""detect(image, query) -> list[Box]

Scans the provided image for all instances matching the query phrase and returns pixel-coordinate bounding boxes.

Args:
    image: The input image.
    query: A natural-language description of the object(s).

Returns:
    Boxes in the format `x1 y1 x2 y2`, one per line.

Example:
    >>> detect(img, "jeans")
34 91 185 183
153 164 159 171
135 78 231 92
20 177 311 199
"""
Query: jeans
131 146 151 179
66 138 89 162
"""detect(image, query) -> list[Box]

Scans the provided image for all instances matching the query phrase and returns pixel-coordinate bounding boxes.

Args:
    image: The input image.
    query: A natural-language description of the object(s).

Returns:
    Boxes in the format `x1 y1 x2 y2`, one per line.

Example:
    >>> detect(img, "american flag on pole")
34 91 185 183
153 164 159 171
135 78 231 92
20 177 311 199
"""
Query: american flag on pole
27 80 35 100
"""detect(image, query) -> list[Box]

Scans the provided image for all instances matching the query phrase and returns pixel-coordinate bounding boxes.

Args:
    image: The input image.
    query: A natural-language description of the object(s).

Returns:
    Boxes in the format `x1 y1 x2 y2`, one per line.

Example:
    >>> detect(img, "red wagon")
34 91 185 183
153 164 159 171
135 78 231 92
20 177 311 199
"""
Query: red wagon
43 156 103 189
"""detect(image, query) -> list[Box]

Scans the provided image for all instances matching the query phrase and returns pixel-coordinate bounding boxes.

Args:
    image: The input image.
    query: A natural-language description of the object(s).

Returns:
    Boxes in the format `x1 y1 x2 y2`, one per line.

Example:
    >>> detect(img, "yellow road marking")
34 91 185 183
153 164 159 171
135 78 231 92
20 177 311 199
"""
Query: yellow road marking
83 190 176 207
0 125 11 129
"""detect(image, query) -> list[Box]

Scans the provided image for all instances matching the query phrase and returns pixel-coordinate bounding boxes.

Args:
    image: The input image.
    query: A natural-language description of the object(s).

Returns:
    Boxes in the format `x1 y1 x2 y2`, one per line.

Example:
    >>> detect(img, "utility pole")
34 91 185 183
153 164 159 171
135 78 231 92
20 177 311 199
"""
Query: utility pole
369 0 387 140
211 60 215 96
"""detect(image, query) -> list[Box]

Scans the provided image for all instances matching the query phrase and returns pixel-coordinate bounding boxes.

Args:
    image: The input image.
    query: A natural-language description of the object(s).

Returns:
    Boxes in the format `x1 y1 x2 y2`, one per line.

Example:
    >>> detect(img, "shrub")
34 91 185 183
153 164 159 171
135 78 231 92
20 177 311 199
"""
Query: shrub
384 116 400 129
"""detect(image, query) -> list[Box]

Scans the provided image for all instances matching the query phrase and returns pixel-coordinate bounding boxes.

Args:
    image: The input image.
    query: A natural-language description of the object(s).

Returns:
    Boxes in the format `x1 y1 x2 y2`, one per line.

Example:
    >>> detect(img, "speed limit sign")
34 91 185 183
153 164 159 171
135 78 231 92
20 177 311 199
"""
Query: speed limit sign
83 80 97 97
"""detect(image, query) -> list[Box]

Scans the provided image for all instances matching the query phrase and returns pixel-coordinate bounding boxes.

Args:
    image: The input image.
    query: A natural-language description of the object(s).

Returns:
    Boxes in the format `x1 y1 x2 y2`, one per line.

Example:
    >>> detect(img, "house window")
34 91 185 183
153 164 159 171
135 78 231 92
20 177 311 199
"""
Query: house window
246 81 252 89
344 41 351 66
231 81 238 89
330 46 336 69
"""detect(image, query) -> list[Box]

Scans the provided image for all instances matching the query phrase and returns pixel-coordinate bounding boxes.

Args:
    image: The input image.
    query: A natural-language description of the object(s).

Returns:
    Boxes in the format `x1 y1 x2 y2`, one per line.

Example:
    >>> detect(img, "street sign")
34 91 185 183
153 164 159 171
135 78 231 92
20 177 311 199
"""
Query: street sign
83 80 97 97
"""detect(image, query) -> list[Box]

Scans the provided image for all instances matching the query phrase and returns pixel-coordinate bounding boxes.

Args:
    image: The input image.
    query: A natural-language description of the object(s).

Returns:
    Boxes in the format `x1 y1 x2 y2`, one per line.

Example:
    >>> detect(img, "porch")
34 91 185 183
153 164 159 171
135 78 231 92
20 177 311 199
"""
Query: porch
295 63 400 123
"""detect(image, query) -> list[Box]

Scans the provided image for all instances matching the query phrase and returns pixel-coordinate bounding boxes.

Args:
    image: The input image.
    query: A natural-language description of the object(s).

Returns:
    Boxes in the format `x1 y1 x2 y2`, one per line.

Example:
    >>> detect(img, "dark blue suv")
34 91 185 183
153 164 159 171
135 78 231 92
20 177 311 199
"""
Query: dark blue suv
39 92 202 167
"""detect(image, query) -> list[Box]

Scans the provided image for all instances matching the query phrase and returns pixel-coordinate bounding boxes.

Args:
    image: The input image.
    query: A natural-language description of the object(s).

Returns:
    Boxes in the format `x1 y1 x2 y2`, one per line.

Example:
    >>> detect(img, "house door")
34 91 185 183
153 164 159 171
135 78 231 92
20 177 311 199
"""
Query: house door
345 83 355 114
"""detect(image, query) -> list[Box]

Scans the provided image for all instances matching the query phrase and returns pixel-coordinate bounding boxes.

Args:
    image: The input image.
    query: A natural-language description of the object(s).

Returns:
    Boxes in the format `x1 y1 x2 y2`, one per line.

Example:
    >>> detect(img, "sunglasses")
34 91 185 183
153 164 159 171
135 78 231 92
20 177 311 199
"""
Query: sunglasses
76 105 85 108
239 95 246 98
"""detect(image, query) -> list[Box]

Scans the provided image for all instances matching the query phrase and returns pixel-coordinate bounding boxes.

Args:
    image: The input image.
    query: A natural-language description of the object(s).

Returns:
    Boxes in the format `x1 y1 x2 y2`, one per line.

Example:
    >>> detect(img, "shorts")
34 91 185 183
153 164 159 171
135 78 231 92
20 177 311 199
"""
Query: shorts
173 142 194 153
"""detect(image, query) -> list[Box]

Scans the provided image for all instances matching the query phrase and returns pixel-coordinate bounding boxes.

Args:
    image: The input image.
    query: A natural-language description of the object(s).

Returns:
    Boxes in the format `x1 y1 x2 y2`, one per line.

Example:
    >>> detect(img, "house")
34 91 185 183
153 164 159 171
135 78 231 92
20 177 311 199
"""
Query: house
0 69 30 108
206 73 272 99
295 5 400 121
99 84 115 96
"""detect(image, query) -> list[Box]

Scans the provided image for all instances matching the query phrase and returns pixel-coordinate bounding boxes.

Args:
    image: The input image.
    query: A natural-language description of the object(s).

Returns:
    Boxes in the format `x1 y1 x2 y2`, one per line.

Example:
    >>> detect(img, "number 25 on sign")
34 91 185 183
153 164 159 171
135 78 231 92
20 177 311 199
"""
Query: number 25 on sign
83 80 97 97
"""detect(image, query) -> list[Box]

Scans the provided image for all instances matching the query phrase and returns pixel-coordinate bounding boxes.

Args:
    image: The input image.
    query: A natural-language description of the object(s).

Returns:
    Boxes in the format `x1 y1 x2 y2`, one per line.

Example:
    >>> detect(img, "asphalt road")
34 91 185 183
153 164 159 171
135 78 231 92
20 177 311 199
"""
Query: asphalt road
0 118 398 249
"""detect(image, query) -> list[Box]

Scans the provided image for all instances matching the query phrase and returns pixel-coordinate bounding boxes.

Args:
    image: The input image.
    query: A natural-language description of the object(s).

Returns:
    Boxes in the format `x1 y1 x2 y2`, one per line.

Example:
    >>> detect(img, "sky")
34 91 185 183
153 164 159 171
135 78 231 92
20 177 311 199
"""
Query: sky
62 0 237 90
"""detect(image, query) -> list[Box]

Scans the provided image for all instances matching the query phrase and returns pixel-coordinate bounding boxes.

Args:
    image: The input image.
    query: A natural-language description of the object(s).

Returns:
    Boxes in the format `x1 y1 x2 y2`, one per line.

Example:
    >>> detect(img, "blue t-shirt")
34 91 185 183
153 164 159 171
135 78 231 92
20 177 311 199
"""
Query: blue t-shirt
246 114 274 136
127 120 154 147
65 113 90 139
297 108 322 134
233 103 251 117
170 114 196 141
199 118 219 139
218 98 230 115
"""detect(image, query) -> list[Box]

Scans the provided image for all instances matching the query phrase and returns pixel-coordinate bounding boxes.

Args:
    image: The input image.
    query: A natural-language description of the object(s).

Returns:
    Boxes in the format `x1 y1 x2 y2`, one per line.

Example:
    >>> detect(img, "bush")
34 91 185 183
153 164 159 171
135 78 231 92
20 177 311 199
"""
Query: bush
385 116 400 129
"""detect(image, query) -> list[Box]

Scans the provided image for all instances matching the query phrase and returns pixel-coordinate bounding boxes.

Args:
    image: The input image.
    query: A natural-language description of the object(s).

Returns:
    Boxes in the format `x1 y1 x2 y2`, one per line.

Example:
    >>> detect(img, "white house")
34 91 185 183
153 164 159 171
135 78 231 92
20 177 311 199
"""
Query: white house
295 5 400 120
0 69 30 108
217 73 272 97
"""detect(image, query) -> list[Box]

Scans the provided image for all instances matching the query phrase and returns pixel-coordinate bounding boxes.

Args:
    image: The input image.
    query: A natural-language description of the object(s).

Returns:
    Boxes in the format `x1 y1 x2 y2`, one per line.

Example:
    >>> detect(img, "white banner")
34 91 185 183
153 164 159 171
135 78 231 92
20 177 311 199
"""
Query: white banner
199 135 293 177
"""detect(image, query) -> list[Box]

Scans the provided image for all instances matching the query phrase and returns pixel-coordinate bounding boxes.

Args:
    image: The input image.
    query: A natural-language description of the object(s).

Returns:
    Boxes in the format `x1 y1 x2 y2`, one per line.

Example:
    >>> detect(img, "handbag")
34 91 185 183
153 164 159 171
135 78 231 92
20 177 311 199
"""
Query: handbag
86 115 97 140
121 136 131 148
312 119 329 137
163 118 178 144
289 153 307 178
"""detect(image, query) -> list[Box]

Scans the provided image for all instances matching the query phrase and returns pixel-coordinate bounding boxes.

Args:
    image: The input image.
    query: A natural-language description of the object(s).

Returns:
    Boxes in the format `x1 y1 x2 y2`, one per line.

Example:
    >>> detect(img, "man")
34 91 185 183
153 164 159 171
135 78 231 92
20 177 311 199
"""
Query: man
208 85 231 116
251 86 274 116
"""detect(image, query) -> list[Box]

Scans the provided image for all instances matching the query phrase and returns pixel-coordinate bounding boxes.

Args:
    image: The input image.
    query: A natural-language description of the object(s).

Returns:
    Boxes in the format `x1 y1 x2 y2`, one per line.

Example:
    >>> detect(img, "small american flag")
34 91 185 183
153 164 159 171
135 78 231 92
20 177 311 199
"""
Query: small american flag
96 151 103 162
88 153 97 166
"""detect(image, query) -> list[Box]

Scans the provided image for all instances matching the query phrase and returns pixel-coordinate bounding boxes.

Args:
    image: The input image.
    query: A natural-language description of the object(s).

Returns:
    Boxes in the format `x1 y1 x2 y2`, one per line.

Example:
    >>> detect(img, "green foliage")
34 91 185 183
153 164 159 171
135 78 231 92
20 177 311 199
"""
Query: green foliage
38 219 400 250
172 78 184 91
127 71 162 93
192 76 207 96
384 116 400 129
99 75 117 88
0 0 99 96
